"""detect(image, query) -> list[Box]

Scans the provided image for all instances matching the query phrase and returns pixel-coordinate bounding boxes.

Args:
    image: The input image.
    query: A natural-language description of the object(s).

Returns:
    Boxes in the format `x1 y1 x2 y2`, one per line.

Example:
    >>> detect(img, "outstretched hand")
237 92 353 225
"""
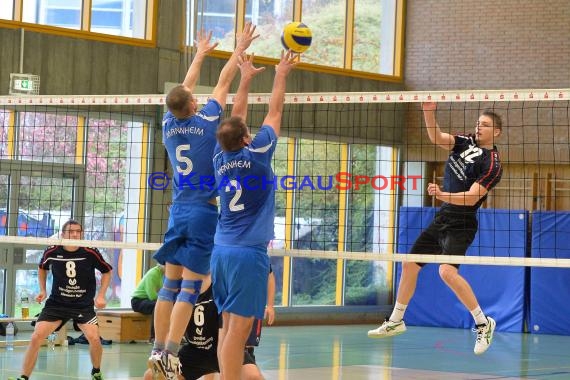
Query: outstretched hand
275 49 300 76
194 29 219 56
237 53 266 81
236 22 260 53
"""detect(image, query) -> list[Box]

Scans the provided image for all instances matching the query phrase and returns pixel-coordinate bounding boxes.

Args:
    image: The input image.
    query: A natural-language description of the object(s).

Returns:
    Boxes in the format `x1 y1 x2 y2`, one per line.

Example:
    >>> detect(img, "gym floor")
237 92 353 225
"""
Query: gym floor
1 324 570 379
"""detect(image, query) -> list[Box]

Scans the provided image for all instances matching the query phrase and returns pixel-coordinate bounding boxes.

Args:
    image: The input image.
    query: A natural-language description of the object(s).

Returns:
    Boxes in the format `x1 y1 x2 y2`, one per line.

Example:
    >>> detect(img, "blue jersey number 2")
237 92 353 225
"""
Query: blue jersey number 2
226 179 244 212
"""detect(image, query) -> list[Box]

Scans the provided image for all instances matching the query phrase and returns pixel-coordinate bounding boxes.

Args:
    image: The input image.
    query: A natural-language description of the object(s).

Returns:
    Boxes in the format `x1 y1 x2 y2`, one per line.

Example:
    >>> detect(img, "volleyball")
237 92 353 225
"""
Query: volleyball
281 22 312 53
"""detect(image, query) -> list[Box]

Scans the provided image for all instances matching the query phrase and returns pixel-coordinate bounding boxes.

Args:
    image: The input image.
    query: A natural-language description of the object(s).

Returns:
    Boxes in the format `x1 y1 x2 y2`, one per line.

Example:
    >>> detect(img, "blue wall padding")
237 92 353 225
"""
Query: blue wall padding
529 211 570 335
395 207 527 332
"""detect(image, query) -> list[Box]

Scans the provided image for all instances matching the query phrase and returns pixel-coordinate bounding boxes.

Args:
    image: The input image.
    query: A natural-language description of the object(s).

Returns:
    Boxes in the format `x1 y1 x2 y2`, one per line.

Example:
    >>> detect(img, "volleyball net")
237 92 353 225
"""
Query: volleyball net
1 89 569 270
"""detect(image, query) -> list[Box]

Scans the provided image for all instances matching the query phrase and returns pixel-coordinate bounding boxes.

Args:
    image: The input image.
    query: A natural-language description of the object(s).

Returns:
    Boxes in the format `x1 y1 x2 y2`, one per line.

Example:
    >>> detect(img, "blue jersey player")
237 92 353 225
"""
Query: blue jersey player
211 50 298 380
368 102 503 356
150 25 260 380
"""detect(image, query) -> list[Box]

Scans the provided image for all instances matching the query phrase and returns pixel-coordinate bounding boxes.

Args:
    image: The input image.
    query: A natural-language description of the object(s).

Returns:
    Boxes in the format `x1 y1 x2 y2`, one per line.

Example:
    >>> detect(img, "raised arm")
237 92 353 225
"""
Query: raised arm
231 53 265 121
262 50 299 136
182 30 218 92
422 102 455 150
211 22 259 108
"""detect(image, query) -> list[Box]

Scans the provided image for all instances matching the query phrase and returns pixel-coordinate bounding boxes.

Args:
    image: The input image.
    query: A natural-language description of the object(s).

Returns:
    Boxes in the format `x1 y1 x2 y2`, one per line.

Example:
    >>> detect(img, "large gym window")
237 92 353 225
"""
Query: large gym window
0 111 10 159
0 105 152 310
0 1 15 20
22 0 83 30
188 0 405 79
90 0 148 39
2 0 155 44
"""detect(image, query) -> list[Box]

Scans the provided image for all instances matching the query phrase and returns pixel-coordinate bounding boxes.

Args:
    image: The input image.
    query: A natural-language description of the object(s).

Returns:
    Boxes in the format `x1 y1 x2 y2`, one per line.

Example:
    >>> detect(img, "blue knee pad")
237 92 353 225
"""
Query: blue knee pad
176 279 203 305
157 277 182 302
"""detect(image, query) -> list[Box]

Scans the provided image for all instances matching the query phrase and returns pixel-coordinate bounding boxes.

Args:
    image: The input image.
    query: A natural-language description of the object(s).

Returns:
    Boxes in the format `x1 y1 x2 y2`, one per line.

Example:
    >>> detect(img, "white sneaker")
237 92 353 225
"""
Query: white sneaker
367 320 407 338
154 351 181 380
147 350 162 376
473 316 496 355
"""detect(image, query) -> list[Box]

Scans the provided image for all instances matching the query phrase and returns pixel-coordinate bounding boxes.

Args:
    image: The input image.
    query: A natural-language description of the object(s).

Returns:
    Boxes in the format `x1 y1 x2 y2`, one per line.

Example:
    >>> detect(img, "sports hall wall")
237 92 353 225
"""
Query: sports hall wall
405 0 569 91
400 0 570 333
0 1 403 95
403 0 570 211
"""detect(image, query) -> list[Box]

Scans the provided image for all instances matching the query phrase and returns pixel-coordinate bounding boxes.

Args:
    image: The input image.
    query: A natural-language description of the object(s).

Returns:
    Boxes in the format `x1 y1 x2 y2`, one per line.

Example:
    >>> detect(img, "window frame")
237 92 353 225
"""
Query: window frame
0 105 153 312
271 135 397 307
187 0 406 81
0 0 157 47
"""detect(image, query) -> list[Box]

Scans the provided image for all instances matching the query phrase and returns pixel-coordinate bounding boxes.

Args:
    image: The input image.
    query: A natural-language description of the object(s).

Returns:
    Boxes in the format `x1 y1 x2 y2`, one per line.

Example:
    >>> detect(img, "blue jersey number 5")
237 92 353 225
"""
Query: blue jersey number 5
176 144 193 175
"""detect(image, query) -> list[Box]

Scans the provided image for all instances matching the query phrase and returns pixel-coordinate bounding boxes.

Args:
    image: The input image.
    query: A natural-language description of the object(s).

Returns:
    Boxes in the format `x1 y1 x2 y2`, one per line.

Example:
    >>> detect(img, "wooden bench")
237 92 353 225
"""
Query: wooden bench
0 317 67 348
96 310 151 343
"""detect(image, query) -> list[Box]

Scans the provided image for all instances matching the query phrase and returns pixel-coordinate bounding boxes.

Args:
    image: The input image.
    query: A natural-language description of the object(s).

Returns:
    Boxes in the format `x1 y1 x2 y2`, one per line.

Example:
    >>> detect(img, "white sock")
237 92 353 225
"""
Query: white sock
471 306 487 326
389 302 407 322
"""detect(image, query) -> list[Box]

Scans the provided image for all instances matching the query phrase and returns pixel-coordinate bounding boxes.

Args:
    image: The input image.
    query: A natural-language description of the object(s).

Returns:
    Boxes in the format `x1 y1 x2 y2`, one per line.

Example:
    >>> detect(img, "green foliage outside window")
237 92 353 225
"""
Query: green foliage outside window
217 0 384 73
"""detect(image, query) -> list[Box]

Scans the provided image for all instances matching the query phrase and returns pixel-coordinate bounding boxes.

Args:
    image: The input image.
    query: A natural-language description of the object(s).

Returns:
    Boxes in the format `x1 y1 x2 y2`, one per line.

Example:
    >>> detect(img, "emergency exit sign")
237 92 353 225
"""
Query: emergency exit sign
14 79 33 90
9 73 40 95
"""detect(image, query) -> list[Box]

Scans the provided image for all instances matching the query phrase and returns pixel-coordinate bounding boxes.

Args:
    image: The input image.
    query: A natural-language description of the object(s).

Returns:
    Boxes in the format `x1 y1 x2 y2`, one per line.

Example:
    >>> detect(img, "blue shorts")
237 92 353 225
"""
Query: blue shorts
211 245 269 319
153 203 217 274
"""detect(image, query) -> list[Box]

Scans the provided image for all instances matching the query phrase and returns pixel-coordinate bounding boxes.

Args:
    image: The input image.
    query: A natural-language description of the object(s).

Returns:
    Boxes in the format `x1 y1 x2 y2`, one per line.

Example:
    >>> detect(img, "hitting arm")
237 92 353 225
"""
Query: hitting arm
422 102 455 150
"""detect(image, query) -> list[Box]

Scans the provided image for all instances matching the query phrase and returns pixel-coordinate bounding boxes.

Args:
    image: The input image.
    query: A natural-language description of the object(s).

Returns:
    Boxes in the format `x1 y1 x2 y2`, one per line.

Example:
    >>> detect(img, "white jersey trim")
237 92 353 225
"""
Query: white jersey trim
197 113 220 122
247 140 274 154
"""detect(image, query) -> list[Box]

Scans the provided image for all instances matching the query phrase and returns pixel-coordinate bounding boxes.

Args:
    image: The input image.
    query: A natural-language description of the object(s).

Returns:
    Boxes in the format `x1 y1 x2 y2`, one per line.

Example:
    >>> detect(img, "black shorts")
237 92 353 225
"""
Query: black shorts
244 347 256 365
410 209 478 267
178 346 256 380
37 302 98 327
179 346 218 380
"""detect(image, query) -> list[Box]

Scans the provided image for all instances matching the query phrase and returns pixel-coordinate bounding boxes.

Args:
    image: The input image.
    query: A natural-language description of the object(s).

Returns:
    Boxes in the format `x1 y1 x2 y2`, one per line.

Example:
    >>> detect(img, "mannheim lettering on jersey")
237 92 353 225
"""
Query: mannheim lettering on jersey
216 160 252 175
165 126 205 139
